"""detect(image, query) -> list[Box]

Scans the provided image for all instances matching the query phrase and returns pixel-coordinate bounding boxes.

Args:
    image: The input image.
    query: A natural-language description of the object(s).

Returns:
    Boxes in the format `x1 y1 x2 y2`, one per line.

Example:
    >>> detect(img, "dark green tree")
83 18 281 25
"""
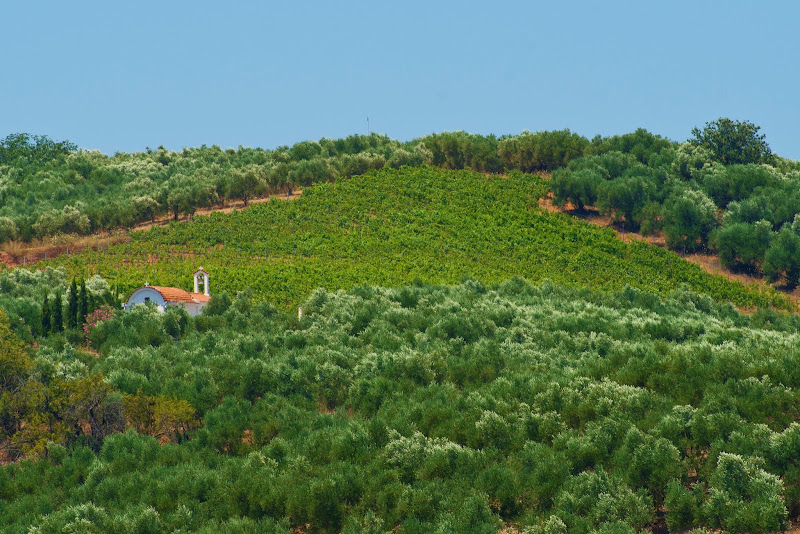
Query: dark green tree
566 152 639 180
764 183 800 229
663 189 717 252
701 164 780 209
638 202 664 236
52 292 63 333
723 195 774 225
551 168 603 211
711 220 773 272
591 128 675 163
78 280 89 326
691 118 774 165
763 224 800 288
227 167 264 206
665 481 702 532
166 184 195 221
596 175 654 228
288 140 325 161
423 131 494 171
497 129 590 172
41 294 51 335
702 453 787 533
0 133 77 167
288 158 334 188
164 173 218 220
67 278 79 329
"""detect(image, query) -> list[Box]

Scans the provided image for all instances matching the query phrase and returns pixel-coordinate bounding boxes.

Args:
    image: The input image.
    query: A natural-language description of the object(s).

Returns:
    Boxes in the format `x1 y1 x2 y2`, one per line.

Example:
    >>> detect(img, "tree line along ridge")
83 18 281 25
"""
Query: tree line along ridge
2 119 798 288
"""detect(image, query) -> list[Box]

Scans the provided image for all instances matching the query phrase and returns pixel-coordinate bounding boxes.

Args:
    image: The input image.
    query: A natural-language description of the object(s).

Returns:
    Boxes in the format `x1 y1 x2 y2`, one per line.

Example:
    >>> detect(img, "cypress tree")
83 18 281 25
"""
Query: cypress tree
67 278 78 329
78 279 89 327
52 292 63 333
41 294 51 335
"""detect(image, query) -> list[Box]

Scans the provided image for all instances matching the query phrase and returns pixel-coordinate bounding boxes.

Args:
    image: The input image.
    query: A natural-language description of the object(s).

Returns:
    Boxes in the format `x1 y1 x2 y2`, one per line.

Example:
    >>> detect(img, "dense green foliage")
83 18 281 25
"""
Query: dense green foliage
5 123 800 291
422 129 592 174
0 127 679 246
3 280 800 532
691 118 774 166
37 166 786 310
4 122 800 532
0 132 406 241
0 267 116 343
0 134 77 168
663 189 717 253
0 129 606 245
549 122 800 288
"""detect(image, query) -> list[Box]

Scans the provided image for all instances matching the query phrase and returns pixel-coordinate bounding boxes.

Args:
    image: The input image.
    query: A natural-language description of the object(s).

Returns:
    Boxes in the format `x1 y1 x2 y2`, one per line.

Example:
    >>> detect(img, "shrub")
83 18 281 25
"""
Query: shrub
552 469 653 532
665 481 701 532
702 453 787 533
763 222 800 288
691 118 773 165
711 220 772 271
551 168 602 211
663 189 717 252
591 128 675 163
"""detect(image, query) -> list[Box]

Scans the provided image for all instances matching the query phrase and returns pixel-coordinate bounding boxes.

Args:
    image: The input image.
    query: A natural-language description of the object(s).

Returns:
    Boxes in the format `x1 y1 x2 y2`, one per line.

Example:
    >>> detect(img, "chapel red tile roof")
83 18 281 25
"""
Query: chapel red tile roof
149 286 210 303
191 292 211 303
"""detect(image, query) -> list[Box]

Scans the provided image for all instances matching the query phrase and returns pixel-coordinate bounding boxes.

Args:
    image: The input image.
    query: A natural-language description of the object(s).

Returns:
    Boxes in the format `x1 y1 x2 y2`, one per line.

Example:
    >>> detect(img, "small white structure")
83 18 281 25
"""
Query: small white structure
194 267 210 296
124 268 212 316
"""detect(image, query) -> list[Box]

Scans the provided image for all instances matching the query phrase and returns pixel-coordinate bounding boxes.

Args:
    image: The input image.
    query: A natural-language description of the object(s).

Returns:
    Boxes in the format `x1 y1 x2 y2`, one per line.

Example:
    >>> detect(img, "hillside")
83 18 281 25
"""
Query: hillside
6 124 800 294
4 153 800 534
0 130 585 244
3 280 800 532
36 166 788 310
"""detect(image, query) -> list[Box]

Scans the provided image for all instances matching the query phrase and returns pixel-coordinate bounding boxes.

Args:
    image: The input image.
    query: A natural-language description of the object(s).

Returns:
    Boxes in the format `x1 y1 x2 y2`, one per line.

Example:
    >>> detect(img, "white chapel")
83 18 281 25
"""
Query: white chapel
124 268 211 316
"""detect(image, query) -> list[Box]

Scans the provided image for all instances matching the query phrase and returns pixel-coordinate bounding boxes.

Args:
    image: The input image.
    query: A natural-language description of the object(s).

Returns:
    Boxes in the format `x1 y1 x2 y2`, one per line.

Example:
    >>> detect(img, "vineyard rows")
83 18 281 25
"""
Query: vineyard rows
40 167 788 310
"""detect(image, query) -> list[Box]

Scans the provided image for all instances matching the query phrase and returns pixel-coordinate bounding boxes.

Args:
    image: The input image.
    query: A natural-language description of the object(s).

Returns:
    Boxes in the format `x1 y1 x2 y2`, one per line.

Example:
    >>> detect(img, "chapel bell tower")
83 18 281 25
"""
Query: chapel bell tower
193 267 210 296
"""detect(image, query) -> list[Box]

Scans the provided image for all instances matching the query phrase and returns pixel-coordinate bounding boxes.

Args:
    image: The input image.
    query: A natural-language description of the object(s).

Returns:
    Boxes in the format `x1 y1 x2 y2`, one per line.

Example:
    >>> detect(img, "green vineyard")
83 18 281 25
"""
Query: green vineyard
42 166 788 310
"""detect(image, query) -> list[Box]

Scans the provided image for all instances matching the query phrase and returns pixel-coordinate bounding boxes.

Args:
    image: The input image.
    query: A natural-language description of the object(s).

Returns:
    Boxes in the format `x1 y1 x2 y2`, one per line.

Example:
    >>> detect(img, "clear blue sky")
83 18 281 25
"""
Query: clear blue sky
2 1 798 159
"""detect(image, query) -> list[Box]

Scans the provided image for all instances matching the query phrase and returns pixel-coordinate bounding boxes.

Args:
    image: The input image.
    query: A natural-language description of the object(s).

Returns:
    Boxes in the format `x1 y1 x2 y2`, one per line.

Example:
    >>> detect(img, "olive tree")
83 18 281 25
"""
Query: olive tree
596 175 655 228
0 216 18 243
702 452 787 533
711 220 773 272
663 189 717 252
228 166 265 206
551 168 602 211
691 118 773 165
763 219 800 288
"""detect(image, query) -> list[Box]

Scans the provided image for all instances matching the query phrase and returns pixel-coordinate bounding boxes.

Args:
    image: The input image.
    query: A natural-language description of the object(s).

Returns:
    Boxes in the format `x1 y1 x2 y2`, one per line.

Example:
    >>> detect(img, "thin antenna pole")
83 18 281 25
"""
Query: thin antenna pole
367 116 370 135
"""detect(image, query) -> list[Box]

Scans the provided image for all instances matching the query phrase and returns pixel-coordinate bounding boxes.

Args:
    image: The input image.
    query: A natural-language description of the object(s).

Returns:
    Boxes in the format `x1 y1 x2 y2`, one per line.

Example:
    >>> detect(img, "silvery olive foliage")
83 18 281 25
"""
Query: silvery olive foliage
4 278 800 532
